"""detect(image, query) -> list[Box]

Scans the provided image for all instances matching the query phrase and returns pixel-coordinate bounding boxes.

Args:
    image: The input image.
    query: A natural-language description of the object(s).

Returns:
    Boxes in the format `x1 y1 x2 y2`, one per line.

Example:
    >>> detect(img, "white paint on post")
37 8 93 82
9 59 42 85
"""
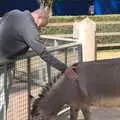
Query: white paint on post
78 17 96 61
73 20 80 54
54 40 59 54
73 20 80 39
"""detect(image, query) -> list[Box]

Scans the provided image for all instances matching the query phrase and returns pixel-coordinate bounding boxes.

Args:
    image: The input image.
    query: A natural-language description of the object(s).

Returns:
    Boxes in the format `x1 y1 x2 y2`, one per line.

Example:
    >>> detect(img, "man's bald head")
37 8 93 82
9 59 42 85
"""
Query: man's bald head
31 5 50 28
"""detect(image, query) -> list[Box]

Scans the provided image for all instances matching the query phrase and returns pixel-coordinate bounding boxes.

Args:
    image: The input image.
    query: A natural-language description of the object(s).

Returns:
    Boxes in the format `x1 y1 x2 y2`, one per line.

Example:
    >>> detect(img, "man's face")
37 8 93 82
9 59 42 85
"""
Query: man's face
37 16 49 29
36 6 50 29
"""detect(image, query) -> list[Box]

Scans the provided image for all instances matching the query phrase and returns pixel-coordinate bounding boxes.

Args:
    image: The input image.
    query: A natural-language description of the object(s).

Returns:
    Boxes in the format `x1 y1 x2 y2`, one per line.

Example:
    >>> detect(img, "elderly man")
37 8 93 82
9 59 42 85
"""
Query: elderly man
0 4 67 119
0 6 67 71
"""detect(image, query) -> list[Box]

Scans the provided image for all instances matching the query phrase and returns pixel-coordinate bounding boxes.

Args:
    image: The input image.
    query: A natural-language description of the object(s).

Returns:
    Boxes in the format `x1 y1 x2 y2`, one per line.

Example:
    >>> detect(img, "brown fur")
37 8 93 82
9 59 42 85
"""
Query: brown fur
31 58 120 120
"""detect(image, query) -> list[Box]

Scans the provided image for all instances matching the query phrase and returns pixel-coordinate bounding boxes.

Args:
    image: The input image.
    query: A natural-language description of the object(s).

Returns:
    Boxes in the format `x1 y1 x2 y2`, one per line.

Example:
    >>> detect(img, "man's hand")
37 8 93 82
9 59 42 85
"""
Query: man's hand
64 63 78 81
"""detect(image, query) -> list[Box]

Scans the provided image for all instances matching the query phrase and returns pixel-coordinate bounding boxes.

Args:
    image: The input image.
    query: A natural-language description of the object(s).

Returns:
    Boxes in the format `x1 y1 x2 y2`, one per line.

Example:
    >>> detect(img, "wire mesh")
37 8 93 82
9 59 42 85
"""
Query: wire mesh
0 43 82 120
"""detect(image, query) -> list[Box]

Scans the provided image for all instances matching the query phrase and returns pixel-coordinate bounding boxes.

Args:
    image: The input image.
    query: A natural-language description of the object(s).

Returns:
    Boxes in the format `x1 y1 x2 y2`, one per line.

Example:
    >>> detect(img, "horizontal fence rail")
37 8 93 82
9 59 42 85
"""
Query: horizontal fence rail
42 34 120 50
96 32 120 36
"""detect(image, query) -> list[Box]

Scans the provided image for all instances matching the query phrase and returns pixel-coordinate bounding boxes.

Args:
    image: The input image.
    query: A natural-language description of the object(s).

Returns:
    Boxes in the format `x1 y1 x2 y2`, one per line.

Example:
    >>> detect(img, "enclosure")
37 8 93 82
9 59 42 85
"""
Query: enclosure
0 37 82 120
1 15 120 120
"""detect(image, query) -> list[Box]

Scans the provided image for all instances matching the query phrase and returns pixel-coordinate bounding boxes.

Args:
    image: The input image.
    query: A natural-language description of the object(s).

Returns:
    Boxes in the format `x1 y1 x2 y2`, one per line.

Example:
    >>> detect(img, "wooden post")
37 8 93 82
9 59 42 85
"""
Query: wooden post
78 17 96 61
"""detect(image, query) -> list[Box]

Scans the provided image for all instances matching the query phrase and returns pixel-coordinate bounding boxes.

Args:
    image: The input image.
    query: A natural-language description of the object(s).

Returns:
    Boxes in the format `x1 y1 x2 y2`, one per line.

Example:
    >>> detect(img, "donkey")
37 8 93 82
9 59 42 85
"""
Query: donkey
30 58 120 120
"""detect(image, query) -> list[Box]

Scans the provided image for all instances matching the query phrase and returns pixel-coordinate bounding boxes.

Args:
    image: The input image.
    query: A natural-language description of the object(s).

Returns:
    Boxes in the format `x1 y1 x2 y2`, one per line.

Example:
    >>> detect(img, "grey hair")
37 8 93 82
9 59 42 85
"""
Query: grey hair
32 0 50 20
37 0 45 7
35 0 45 14
33 5 50 19
33 7 44 16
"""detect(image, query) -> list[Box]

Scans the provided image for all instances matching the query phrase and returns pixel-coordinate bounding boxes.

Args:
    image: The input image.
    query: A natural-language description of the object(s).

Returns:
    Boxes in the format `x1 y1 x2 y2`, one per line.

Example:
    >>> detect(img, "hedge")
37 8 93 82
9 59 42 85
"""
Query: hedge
41 26 73 34
49 14 120 23
40 15 120 44
41 23 120 34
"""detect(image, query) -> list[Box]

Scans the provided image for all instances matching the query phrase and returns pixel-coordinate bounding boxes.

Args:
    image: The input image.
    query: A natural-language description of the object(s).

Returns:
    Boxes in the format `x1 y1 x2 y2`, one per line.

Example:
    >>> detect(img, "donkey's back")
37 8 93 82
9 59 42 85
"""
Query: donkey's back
77 58 120 98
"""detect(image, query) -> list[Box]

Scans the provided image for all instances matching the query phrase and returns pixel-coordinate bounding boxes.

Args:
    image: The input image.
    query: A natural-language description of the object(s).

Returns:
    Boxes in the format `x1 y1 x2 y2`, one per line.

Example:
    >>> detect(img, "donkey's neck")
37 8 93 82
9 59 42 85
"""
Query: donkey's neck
39 76 68 115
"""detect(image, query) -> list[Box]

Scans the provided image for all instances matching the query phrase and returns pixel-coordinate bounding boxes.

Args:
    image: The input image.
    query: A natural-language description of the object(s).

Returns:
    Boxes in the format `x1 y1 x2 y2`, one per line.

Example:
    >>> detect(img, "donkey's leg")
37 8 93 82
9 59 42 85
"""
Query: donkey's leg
70 104 79 120
80 104 90 120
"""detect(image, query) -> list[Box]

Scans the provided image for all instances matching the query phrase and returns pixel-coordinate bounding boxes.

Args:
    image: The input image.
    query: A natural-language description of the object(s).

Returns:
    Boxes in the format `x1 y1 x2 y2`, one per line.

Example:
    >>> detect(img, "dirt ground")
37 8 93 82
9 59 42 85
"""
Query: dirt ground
57 107 120 120
7 83 41 120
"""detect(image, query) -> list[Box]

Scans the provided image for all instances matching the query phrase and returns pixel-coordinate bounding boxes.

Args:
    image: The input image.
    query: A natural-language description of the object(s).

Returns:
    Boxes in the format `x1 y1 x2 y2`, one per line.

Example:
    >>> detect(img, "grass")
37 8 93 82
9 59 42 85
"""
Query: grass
49 14 120 23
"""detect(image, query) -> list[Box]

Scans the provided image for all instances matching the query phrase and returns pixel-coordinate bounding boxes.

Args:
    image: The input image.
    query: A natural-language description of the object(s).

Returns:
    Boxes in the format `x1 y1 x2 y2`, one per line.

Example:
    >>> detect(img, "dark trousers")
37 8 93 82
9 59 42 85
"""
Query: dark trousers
0 66 13 120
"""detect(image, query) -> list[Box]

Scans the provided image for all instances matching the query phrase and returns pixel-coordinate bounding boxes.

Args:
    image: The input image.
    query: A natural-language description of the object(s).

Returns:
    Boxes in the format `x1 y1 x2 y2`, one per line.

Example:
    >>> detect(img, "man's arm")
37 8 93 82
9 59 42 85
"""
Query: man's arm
19 14 67 72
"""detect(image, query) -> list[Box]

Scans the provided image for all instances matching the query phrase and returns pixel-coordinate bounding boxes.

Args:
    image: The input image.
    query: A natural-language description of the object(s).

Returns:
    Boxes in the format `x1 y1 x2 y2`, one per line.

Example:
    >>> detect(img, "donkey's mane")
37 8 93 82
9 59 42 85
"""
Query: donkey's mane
38 72 62 99
31 72 62 115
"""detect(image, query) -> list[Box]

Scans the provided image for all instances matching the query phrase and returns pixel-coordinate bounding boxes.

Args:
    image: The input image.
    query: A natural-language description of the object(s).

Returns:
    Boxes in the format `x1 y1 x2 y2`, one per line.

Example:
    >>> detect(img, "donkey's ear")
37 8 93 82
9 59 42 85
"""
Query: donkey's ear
29 95 35 102
29 95 35 109
29 95 34 100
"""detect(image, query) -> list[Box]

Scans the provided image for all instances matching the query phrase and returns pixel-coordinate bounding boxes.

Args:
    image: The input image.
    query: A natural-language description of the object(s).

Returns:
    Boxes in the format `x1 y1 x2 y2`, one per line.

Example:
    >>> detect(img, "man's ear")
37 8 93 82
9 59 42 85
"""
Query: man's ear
44 6 50 15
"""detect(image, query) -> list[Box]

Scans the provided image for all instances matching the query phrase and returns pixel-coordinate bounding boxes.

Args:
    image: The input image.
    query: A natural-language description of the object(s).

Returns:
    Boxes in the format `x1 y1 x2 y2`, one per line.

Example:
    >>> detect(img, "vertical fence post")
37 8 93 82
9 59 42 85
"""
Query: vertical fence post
40 59 48 85
77 44 83 62
64 48 68 65
47 64 52 85
27 58 31 120
54 40 59 54
78 17 96 62
12 62 16 79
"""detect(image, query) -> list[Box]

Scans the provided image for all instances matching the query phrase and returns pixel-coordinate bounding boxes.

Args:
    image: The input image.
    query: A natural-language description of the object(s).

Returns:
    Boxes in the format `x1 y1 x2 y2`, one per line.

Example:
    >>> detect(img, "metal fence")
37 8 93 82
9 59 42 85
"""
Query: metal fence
0 42 82 120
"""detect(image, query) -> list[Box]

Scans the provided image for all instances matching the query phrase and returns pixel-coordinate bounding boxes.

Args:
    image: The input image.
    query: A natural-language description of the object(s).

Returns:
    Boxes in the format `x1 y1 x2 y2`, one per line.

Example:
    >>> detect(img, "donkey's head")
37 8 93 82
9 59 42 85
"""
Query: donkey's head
30 73 62 120
30 88 57 120
30 64 80 120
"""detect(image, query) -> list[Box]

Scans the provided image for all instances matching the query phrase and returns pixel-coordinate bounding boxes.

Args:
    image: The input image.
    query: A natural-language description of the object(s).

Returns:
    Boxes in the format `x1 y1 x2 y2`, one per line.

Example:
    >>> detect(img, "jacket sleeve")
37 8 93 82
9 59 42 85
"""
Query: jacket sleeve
19 16 67 72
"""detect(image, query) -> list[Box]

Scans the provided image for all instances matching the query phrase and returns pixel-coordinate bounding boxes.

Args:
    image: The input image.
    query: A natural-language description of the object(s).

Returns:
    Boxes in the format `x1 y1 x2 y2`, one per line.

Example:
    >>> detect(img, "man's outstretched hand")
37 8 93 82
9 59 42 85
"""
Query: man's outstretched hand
64 63 78 81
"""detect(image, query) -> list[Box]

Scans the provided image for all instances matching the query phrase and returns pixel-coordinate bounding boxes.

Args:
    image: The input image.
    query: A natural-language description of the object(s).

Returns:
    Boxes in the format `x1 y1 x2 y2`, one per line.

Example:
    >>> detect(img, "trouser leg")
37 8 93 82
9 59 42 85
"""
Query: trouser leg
6 69 12 109
4 69 13 120
0 70 13 120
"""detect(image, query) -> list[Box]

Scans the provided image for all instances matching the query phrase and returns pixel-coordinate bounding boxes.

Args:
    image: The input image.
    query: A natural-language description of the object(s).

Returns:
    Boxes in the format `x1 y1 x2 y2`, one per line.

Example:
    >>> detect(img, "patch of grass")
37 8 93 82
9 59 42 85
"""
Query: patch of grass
41 15 120 44
41 22 120 44
41 26 73 34
96 36 120 44
96 23 120 33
